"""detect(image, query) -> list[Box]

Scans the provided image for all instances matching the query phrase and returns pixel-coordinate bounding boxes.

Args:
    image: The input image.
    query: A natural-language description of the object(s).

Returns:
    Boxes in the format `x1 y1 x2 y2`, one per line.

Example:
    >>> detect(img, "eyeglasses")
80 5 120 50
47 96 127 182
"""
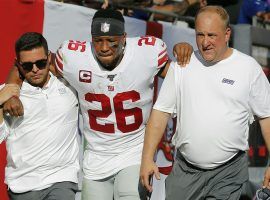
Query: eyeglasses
19 58 48 71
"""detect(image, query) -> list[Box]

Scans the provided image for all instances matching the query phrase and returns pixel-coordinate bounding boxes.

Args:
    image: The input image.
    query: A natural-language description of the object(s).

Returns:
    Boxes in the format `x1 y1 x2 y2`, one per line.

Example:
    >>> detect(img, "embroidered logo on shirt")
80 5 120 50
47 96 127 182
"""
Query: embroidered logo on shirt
79 70 92 83
222 78 235 85
58 88 66 94
108 86 114 91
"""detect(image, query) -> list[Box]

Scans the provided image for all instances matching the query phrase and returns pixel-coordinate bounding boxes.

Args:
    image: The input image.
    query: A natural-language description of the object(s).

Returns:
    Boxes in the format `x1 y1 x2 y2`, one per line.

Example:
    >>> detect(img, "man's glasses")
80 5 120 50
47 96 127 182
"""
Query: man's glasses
19 58 48 71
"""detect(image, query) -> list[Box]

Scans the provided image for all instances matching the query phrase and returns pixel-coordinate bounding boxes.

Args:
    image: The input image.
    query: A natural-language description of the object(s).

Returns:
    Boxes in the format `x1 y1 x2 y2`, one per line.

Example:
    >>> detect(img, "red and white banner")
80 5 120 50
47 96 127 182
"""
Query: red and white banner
0 1 195 199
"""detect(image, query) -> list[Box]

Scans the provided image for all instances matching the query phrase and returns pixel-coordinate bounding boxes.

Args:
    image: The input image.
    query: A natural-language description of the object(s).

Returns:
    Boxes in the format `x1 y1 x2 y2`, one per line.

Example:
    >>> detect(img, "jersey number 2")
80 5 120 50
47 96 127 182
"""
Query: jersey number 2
85 90 143 134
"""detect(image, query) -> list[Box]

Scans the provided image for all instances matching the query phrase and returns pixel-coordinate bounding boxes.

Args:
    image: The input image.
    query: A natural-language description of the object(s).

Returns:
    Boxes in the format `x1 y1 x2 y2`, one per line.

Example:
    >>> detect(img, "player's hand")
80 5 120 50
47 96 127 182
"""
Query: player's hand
140 159 160 192
263 166 270 189
3 95 24 117
173 42 193 66
0 84 20 106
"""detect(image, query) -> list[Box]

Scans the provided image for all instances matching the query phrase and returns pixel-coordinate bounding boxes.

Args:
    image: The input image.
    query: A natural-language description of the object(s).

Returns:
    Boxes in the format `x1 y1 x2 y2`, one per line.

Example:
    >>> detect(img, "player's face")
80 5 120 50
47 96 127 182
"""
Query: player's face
195 11 231 63
17 47 50 88
92 34 126 70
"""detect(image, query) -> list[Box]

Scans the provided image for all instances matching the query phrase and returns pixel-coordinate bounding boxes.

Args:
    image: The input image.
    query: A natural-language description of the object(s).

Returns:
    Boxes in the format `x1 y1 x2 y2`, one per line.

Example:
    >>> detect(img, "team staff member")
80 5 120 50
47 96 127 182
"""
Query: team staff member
2 32 80 200
140 6 270 200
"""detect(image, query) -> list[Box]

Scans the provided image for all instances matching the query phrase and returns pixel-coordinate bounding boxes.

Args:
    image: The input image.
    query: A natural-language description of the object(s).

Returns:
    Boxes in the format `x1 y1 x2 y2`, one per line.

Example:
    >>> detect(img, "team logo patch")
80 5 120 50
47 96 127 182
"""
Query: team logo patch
79 70 92 83
107 85 114 91
222 78 235 85
101 22 110 33
58 88 66 94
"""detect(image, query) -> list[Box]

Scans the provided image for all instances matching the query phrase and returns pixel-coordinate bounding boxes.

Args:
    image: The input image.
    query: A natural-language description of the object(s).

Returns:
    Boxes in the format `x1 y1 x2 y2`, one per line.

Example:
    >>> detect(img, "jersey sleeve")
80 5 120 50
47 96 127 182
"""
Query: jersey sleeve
54 40 88 77
155 38 169 69
54 42 66 76
137 36 169 69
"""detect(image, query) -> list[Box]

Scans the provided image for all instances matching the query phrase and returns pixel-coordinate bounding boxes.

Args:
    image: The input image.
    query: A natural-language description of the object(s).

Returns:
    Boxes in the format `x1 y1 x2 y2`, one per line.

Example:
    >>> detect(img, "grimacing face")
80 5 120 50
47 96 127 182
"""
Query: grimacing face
195 11 231 63
92 34 126 70
17 47 50 88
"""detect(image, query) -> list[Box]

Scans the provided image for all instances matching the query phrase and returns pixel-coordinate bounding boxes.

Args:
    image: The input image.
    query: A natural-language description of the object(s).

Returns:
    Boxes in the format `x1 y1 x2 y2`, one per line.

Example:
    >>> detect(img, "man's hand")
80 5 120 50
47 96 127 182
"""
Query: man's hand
263 166 270 189
140 159 160 192
173 42 193 66
0 84 20 106
3 96 24 117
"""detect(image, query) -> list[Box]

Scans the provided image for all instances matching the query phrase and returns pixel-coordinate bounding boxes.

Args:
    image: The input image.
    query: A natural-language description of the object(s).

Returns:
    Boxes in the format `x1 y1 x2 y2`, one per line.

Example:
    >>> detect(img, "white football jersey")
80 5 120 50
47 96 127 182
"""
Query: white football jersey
55 36 168 179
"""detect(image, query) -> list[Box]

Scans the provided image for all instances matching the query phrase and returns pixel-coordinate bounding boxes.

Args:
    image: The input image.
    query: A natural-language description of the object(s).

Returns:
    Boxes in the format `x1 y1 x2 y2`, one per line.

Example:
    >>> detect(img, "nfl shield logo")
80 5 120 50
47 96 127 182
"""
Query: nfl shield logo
101 22 110 33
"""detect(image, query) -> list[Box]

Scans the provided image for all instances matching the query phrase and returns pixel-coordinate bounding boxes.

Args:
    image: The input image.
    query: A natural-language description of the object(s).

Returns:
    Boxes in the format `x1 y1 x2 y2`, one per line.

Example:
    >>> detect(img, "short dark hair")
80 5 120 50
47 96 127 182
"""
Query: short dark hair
93 9 124 23
15 32 49 60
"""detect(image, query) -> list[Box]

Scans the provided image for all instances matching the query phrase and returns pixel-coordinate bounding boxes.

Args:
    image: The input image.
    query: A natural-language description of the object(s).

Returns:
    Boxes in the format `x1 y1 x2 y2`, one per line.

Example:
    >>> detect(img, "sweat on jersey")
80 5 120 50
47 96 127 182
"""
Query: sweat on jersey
55 36 168 180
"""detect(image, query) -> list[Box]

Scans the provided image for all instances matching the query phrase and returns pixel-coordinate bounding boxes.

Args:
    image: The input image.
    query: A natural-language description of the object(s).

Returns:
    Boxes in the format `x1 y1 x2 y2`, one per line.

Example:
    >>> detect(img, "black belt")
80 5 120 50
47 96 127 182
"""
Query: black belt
176 150 245 171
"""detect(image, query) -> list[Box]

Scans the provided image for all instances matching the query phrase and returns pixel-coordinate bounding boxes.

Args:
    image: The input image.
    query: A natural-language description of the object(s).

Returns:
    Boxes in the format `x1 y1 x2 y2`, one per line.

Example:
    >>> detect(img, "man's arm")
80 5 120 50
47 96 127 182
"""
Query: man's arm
140 109 170 192
0 84 19 143
4 66 24 116
6 65 23 85
159 42 193 78
0 84 20 123
259 117 270 188
141 64 177 192
50 52 63 78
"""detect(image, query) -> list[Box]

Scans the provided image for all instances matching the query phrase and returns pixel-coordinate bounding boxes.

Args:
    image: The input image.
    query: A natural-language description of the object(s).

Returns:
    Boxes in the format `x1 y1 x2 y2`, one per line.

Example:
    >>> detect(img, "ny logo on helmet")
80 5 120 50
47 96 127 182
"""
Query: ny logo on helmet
101 22 110 33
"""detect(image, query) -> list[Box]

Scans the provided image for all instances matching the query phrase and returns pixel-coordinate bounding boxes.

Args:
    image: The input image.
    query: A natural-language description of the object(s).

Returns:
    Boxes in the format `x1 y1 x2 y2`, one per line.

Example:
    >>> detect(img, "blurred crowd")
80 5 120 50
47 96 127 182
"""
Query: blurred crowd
54 0 270 27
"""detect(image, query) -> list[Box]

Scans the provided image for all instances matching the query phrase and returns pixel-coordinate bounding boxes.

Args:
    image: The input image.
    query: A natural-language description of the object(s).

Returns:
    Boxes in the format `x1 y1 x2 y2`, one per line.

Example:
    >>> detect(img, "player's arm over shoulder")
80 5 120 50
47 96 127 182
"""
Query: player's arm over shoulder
136 36 170 77
51 40 69 77
52 40 88 77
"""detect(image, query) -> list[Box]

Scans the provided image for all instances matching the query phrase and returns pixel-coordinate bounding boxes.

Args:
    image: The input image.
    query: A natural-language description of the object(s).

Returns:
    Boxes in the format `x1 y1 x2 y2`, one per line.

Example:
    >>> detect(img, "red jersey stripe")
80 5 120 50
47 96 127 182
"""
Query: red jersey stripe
158 166 173 175
56 50 63 61
158 54 169 68
158 48 167 57
55 54 63 73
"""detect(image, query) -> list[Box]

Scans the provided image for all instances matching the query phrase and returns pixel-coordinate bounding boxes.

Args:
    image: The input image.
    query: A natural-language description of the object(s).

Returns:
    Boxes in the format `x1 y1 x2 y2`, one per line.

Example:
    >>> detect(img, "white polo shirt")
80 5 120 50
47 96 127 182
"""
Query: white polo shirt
0 74 80 193
154 49 270 169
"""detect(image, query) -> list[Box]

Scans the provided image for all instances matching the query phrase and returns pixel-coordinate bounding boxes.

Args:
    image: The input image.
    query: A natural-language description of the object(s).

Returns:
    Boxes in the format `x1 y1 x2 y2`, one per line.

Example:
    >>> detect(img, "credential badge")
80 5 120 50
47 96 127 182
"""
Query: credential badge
101 22 110 33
